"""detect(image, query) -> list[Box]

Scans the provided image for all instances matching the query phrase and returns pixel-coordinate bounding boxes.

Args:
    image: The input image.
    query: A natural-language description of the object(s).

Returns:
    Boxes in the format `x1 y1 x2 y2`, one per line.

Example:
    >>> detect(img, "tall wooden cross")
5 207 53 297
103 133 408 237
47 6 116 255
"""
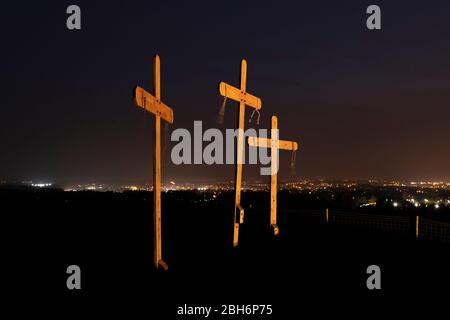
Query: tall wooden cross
218 59 262 247
133 54 173 270
248 115 298 236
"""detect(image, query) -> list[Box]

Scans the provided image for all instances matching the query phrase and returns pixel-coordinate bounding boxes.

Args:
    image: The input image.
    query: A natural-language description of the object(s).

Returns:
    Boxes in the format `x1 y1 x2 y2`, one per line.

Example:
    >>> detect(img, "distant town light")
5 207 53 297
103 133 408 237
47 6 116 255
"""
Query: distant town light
360 202 377 207
393 202 399 207
414 202 419 207
434 204 440 209
31 183 52 188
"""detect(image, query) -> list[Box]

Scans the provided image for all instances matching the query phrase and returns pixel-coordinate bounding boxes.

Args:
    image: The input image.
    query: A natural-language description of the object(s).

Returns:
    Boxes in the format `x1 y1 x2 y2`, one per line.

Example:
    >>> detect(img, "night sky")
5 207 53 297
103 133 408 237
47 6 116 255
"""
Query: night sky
1 0 450 185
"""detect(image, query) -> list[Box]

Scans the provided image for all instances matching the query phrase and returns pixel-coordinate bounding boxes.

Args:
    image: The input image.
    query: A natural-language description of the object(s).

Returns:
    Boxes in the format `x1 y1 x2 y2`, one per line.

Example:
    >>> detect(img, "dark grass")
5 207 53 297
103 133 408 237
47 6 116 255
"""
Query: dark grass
3 188 450 315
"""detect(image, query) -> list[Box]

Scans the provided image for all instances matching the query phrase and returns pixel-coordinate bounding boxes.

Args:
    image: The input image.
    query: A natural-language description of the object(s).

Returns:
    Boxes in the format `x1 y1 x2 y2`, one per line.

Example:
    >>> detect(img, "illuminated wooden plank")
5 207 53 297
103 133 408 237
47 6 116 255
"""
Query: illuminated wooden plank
248 137 298 151
270 115 278 235
133 85 174 124
154 114 164 270
154 54 161 100
219 82 262 110
416 215 419 238
233 60 247 247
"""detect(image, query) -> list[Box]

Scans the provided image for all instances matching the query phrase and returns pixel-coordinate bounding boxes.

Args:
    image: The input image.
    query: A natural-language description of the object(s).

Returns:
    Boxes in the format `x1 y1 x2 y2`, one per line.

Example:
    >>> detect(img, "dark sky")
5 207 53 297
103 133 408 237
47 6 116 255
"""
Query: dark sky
1 0 450 185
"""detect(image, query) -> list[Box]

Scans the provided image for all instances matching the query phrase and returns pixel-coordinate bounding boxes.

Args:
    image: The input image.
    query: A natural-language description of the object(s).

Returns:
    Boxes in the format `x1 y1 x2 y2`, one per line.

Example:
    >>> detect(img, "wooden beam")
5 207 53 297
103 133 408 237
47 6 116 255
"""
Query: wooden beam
416 215 420 239
270 116 278 235
154 54 161 100
154 114 163 269
233 59 247 247
219 82 262 110
248 137 298 151
133 86 174 124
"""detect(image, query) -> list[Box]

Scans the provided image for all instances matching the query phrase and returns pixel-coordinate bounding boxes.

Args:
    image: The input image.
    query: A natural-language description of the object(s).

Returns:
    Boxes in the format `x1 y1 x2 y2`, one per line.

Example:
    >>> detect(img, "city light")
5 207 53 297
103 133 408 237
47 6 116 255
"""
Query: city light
31 183 52 188
360 202 377 207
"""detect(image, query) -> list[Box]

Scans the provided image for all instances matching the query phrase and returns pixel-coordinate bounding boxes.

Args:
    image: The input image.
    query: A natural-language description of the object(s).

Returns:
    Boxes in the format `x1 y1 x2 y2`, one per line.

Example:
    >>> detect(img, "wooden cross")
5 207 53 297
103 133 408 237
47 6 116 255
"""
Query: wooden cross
133 54 173 270
248 115 298 236
218 59 262 247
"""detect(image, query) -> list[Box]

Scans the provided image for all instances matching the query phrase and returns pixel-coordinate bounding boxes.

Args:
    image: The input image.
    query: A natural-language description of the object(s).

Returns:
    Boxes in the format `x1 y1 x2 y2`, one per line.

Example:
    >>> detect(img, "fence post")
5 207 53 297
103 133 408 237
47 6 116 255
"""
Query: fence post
415 215 419 239
326 208 329 224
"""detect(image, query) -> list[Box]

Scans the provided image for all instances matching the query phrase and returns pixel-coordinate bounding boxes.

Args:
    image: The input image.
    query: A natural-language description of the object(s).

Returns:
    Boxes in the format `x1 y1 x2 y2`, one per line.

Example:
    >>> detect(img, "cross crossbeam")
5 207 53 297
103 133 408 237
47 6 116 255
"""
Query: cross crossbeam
134 85 173 124
248 137 298 151
219 82 261 110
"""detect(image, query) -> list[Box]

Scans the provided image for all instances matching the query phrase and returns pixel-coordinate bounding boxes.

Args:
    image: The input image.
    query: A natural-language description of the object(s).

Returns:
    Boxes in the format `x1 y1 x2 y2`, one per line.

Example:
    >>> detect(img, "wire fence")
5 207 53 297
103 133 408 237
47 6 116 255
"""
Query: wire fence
420 217 450 243
284 209 450 243
331 211 411 235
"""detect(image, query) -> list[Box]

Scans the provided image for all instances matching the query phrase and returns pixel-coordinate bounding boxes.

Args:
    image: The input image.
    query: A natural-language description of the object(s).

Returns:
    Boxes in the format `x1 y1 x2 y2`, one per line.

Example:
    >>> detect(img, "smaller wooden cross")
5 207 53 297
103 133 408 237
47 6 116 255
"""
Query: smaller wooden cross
218 59 262 247
133 54 173 270
248 115 298 236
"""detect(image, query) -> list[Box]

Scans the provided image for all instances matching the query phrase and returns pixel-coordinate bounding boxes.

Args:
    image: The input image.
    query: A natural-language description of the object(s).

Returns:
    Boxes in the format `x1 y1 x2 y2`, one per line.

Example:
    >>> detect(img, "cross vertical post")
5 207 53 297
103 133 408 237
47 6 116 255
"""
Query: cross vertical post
218 59 262 247
270 115 278 234
133 54 173 270
234 60 247 247
153 55 163 270
248 115 299 235
416 215 420 238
